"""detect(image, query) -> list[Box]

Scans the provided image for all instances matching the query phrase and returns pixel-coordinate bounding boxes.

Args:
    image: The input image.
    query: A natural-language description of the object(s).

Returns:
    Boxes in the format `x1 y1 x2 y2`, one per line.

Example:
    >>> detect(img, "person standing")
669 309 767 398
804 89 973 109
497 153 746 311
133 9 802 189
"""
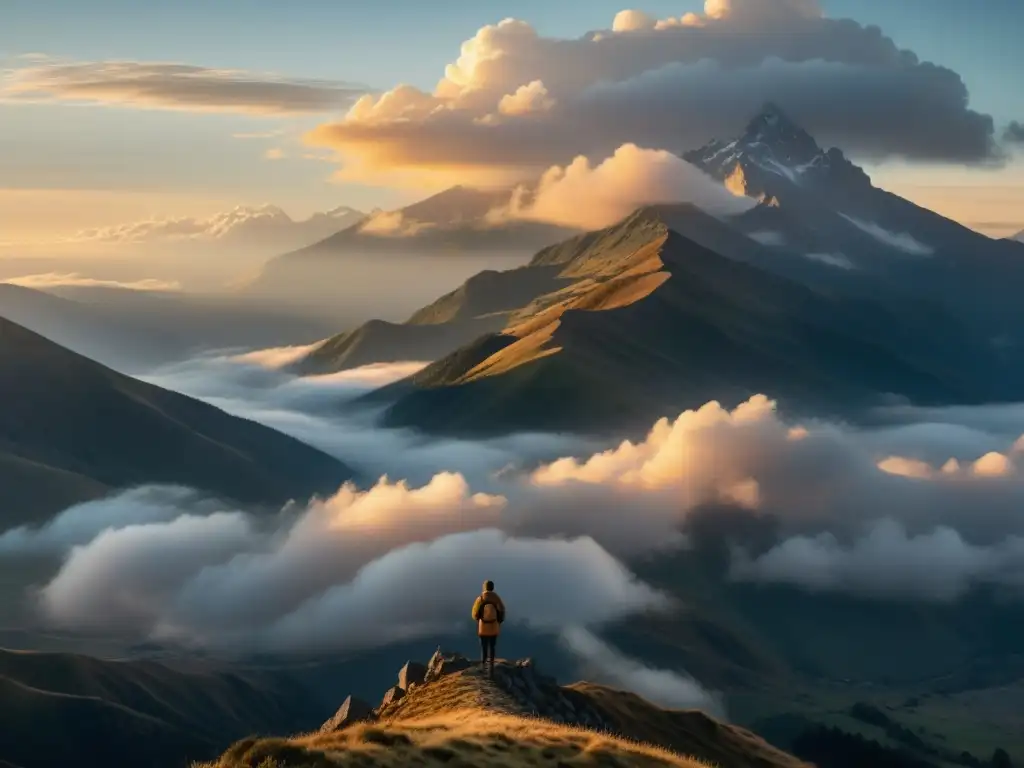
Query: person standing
471 580 505 676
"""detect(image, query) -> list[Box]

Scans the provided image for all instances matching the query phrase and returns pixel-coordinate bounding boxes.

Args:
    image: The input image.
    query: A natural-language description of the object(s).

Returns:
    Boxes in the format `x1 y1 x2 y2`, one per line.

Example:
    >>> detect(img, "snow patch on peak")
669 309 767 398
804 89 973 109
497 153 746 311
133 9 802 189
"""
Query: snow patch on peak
839 213 933 256
749 231 786 247
805 252 855 270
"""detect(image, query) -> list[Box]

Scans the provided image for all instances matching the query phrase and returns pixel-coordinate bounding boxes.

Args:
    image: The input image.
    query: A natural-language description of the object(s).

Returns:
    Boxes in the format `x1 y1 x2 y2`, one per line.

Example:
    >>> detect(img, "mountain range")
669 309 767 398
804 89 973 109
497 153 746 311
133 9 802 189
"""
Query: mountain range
76 204 366 255
0 316 353 528
0 282 347 371
292 104 1024 437
241 186 578 312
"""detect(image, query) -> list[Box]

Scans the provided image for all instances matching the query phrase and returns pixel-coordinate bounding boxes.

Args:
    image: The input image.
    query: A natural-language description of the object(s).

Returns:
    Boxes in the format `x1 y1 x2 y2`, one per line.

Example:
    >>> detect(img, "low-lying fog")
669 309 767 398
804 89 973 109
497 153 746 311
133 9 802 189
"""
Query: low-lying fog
6 329 1024 712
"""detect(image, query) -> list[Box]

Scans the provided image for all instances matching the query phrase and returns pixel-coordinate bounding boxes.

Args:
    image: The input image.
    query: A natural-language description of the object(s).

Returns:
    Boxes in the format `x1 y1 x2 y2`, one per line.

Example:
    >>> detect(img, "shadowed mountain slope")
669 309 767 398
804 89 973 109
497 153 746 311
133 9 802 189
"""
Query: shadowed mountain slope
0 648 336 768
0 317 353 526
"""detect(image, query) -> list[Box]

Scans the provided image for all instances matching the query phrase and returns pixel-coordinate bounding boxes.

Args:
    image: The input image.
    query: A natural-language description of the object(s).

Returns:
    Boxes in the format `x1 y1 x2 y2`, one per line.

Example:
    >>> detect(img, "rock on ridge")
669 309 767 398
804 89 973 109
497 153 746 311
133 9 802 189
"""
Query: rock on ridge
318 648 616 734
319 694 375 734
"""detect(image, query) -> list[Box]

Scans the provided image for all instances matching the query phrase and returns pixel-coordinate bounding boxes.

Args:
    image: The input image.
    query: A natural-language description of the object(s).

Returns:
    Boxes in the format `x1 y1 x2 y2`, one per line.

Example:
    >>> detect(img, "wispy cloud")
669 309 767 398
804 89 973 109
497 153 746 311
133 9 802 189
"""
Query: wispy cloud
1 58 367 115
264 147 287 160
1 273 181 292
233 129 287 140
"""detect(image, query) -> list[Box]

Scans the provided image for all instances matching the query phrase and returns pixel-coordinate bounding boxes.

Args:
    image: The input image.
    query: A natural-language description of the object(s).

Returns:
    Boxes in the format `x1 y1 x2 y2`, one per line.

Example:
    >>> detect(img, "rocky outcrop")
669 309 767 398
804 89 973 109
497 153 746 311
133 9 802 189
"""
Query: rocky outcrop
319 695 375 734
424 648 472 683
320 647 618 736
491 658 613 730
379 685 406 708
397 661 427 690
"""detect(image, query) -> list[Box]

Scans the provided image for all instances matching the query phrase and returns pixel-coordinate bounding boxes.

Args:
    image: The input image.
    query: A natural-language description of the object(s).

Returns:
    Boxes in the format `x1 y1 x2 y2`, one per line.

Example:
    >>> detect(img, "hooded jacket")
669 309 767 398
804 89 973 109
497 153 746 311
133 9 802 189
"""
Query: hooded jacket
471 589 505 637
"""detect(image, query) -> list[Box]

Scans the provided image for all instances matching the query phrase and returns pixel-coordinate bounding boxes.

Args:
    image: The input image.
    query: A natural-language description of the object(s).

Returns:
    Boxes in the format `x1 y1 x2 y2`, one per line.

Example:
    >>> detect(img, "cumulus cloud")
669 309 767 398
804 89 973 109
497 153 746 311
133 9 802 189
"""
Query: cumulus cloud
731 519 1024 602
491 144 755 230
839 213 934 255
1 58 366 115
0 487 211 557
305 0 998 187
497 80 555 116
560 626 726 716
356 210 435 237
1 273 181 292
15 346 1024 658
527 394 1024 600
29 476 666 653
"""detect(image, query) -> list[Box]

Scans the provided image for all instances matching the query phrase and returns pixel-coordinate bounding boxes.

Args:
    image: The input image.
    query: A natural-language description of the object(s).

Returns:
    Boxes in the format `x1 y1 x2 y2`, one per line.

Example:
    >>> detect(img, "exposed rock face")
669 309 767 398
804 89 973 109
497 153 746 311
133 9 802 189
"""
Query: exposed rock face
379 685 406 708
319 695 375 733
424 648 472 682
397 661 427 691
323 650 619 735
491 658 613 731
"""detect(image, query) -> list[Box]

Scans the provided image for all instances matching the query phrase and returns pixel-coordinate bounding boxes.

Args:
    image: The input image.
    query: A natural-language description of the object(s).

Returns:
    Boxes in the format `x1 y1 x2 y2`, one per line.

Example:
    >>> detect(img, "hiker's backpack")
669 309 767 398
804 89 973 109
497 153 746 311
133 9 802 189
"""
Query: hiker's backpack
477 602 501 626
481 601 498 624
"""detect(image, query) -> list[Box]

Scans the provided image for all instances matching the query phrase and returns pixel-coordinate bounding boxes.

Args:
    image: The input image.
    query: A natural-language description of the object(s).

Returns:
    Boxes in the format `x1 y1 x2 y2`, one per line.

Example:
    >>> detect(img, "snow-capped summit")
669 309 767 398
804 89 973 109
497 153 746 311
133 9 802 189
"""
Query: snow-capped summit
684 103 870 199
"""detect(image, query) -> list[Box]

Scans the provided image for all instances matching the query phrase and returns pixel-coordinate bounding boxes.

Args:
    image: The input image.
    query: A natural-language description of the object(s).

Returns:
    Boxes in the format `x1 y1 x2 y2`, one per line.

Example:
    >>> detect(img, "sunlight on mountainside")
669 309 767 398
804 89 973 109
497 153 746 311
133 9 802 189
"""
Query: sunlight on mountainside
201 714 715 768
4 1 1024 766
198 653 805 768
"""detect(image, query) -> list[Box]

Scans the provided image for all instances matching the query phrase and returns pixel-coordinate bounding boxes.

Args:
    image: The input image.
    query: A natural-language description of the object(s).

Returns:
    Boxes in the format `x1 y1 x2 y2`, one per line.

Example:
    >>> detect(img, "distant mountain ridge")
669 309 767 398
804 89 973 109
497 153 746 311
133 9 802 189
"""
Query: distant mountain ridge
241 186 578 311
294 104 1024 437
374 206 1000 436
76 204 365 252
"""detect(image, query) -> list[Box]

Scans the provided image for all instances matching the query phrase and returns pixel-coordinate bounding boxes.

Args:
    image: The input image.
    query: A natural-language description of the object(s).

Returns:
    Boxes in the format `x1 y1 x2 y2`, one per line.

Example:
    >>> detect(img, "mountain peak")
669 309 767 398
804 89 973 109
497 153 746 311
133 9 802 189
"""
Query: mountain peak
745 101 799 133
739 102 821 168
683 103 870 198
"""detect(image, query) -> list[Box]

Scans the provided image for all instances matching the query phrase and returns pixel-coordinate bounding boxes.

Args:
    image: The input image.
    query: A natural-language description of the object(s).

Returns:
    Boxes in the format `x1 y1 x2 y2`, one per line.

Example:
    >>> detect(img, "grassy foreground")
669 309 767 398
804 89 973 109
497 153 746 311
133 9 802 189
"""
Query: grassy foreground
206 711 714 767
198 658 807 768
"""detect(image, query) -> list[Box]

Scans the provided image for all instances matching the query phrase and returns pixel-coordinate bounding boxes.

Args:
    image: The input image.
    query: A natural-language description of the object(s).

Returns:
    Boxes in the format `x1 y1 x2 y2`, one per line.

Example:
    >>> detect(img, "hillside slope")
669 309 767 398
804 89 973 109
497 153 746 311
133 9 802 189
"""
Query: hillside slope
0 317 354 526
0 648 332 768
290 105 1024 437
295 266 568 375
376 206 1000 436
205 650 807 768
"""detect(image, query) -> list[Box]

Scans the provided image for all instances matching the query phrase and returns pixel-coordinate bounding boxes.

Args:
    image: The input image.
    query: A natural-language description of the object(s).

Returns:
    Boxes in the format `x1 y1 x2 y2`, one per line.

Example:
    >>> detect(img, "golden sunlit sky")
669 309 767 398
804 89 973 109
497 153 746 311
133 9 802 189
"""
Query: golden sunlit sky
2 0 1023 249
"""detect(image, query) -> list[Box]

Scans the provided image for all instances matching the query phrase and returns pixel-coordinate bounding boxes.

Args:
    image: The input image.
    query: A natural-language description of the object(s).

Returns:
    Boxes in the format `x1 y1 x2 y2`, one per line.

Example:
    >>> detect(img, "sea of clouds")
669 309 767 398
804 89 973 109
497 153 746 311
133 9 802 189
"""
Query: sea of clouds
5 345 1024 713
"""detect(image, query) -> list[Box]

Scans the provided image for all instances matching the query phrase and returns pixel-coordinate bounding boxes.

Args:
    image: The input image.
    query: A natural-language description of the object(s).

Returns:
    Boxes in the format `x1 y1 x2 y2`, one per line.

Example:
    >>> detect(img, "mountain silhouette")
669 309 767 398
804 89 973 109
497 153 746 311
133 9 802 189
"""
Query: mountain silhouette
0 316 353 527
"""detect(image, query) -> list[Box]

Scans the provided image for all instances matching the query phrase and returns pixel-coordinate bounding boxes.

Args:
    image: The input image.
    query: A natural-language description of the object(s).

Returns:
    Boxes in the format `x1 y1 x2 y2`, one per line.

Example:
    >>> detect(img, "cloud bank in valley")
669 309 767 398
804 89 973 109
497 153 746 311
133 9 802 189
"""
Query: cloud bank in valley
26 474 669 656
560 626 726 716
138 353 589 488
306 0 1000 190
9 348 1024 664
